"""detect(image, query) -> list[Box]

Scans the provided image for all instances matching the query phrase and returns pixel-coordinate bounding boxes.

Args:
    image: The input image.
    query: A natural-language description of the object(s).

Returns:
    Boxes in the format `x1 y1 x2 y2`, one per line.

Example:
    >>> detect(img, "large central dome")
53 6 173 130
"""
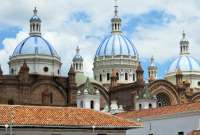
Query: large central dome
95 33 138 57
12 36 59 57
93 3 139 85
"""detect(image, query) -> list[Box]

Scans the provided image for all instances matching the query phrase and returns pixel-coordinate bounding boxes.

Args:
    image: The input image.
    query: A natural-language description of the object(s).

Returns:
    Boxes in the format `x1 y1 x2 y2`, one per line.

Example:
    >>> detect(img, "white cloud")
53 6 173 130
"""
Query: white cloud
1 0 200 78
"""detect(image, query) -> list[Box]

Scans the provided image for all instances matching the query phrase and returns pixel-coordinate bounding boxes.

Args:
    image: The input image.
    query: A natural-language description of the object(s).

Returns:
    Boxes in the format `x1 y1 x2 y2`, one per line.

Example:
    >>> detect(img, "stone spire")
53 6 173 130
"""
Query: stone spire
19 61 29 74
148 56 157 82
111 0 122 33
136 62 144 82
76 46 80 54
18 61 30 83
111 69 118 88
176 68 183 86
180 31 189 55
29 7 42 36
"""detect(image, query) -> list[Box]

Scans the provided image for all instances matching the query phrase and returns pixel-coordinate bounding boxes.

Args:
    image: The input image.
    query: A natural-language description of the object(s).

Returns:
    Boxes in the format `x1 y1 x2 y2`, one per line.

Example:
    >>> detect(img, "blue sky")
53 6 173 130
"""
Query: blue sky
0 0 200 81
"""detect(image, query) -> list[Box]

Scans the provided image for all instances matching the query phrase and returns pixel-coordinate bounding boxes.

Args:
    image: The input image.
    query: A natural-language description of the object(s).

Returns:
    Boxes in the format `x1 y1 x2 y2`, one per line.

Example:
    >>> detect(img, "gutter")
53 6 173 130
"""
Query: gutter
0 124 142 130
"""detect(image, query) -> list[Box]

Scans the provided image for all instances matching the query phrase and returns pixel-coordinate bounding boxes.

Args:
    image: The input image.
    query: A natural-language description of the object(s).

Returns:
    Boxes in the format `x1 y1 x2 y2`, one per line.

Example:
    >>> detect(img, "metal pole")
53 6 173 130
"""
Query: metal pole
5 124 8 135
92 125 95 135
9 107 13 135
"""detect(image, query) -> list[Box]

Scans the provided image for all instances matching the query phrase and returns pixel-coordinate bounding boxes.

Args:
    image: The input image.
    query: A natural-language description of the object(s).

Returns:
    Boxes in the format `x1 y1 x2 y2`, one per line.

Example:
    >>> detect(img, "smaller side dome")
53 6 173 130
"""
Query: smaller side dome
12 36 59 57
167 55 200 73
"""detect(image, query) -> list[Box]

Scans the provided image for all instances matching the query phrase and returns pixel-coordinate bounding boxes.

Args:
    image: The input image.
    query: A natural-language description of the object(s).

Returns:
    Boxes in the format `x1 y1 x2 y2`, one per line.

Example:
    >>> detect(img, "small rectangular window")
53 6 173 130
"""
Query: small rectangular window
107 73 110 80
178 132 184 135
133 73 135 81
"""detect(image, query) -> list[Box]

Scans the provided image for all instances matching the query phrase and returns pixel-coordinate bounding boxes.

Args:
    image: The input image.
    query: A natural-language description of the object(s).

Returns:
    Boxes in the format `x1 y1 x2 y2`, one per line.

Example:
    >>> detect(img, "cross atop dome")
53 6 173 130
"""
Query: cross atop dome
111 0 122 33
76 46 80 54
114 0 119 17
33 7 38 15
182 31 186 39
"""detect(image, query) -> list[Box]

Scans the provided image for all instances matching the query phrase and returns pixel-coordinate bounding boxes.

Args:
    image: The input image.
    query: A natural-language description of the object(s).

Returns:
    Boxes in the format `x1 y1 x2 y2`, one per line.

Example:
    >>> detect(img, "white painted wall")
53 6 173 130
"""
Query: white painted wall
127 112 200 135
77 94 100 111
135 99 157 110
93 56 138 85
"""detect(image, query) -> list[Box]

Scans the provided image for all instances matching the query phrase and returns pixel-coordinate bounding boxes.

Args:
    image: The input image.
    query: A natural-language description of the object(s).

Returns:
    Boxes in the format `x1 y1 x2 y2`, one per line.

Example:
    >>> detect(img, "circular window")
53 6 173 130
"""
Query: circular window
43 67 48 72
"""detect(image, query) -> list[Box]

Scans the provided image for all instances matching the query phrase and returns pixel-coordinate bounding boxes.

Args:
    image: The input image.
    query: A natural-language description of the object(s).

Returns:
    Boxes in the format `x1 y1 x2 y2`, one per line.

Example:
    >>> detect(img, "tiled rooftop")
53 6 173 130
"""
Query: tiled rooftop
0 105 142 128
116 102 200 119
188 130 200 135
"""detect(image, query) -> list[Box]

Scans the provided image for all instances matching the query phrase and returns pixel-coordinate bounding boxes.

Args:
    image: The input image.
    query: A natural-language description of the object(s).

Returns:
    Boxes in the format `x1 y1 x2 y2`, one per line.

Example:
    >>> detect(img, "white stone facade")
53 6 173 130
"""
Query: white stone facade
93 56 138 85
135 99 157 110
165 72 200 90
76 91 100 111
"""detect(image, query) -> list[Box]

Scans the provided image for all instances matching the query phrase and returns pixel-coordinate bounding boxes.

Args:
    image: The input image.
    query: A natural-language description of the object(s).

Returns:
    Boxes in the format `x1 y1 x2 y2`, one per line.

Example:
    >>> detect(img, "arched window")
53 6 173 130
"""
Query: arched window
107 73 110 81
11 68 14 75
139 104 142 110
8 99 14 105
76 63 78 70
149 103 152 108
156 93 171 107
132 73 135 81
36 24 39 31
116 72 119 80
99 74 102 82
79 64 81 70
90 100 94 109
33 23 35 31
125 73 128 80
80 101 83 108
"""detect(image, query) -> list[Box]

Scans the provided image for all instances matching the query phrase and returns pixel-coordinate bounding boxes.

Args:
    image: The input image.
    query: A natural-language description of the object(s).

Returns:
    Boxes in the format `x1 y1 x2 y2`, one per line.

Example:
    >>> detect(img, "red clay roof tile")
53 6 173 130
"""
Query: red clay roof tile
116 102 200 119
0 105 142 128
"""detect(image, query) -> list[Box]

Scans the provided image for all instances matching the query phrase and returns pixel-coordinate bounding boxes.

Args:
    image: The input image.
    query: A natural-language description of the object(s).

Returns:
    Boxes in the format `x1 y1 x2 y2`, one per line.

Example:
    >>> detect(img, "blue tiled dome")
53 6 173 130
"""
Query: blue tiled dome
30 7 41 22
12 36 59 57
95 33 138 57
167 55 200 73
30 15 41 22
